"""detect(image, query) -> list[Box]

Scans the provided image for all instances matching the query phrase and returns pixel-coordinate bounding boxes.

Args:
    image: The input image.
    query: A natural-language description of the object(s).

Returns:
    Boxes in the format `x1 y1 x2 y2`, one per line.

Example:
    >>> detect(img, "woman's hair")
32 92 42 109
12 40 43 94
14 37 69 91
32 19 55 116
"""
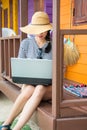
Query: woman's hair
45 31 51 41
45 30 52 53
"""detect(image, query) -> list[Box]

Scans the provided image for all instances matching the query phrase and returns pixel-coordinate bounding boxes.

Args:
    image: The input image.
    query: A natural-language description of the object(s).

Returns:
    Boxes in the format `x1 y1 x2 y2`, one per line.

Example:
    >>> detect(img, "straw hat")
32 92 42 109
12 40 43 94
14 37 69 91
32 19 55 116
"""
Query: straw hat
20 11 52 35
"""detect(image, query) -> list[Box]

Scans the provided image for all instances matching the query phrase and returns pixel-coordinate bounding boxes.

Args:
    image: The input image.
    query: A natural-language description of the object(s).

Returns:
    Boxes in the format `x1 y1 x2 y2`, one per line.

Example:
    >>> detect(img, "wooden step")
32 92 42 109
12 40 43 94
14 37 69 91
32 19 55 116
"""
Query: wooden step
37 102 56 130
0 79 55 130
0 79 20 102
57 117 87 130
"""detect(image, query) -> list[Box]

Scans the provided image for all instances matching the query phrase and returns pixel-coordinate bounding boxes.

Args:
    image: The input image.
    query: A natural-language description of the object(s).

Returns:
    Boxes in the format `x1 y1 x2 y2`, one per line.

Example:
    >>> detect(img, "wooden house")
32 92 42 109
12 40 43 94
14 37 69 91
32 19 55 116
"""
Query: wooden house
0 0 87 130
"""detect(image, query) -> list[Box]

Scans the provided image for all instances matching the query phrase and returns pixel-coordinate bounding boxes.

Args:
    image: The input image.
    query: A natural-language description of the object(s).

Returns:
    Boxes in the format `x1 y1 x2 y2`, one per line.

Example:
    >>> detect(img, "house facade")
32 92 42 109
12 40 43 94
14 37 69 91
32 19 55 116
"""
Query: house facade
61 0 87 84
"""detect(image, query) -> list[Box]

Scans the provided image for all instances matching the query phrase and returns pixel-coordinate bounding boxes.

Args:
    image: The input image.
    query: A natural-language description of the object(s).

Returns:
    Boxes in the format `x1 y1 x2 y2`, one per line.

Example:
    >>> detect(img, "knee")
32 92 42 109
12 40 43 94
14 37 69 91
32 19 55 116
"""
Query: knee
20 85 35 101
20 89 33 101
34 85 46 98
19 92 29 102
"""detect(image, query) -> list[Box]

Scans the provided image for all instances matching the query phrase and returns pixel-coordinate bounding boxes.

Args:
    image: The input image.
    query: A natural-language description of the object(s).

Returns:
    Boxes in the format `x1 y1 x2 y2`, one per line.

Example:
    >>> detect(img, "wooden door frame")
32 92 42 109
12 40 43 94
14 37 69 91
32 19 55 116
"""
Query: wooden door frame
0 1 2 37
52 0 62 118
19 0 28 39
9 0 13 29
4 8 8 27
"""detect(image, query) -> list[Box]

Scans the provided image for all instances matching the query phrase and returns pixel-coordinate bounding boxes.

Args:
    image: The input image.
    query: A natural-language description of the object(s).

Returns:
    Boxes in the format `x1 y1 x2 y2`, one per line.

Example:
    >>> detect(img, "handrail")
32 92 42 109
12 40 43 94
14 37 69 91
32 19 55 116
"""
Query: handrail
60 29 87 110
61 98 87 108
60 29 87 35
0 35 21 82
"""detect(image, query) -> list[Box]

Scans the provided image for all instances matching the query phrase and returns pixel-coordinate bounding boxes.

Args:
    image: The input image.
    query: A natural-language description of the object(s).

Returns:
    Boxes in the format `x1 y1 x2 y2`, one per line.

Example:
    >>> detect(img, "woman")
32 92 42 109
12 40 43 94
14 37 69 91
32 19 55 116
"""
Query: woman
0 11 52 130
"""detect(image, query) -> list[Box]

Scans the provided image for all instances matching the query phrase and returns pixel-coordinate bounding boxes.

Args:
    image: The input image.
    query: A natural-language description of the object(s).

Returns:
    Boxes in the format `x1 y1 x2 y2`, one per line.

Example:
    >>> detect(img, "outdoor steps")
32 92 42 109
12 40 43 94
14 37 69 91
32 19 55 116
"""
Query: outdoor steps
0 79 20 102
0 78 54 130
1 78 87 130
37 102 55 130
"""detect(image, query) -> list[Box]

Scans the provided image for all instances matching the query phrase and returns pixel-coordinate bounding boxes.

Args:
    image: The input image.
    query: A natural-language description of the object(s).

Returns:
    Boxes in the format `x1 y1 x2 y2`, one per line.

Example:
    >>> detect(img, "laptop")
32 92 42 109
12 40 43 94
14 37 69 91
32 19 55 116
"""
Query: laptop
11 58 52 86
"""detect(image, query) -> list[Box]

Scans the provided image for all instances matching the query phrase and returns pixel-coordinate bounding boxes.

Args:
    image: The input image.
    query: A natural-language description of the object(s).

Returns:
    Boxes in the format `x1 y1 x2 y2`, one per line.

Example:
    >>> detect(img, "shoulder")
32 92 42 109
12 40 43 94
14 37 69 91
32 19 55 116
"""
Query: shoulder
20 36 34 48
21 36 33 44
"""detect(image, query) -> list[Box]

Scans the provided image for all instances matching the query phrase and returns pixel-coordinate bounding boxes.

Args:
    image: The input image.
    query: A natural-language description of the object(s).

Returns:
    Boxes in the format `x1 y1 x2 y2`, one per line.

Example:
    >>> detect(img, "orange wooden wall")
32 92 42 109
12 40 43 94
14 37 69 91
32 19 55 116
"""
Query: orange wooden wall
60 0 87 84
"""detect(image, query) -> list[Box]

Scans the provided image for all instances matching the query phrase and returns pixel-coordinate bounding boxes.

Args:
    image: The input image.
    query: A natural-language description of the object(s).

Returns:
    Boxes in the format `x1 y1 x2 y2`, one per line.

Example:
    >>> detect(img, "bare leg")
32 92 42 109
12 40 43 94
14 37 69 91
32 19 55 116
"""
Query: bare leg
13 85 51 130
43 85 52 100
3 85 35 127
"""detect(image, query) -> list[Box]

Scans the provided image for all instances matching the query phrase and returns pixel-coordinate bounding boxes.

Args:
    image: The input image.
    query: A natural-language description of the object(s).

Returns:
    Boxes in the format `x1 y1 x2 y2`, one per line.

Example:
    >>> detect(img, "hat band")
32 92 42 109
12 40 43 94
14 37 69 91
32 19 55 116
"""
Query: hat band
31 23 50 26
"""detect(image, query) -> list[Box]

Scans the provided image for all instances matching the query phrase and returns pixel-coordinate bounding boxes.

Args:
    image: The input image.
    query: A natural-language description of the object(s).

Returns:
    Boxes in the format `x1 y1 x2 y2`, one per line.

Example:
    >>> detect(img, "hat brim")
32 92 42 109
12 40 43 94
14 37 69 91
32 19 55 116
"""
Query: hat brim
20 24 53 35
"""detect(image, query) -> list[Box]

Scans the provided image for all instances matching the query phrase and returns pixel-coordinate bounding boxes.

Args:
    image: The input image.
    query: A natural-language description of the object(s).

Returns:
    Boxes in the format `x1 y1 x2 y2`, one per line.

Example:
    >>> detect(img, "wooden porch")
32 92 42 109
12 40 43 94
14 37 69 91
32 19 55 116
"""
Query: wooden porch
0 0 87 130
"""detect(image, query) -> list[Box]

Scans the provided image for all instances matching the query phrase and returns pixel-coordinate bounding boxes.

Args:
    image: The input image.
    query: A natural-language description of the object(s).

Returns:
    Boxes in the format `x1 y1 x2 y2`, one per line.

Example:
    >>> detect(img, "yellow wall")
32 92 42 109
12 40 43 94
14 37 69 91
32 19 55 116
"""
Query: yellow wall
1 0 18 34
60 0 87 84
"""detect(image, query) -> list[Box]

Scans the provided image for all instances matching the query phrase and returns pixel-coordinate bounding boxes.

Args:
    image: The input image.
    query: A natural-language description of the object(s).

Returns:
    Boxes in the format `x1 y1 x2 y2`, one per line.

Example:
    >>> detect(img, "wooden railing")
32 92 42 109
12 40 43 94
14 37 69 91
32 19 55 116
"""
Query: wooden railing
59 29 87 117
1 30 87 118
0 35 21 82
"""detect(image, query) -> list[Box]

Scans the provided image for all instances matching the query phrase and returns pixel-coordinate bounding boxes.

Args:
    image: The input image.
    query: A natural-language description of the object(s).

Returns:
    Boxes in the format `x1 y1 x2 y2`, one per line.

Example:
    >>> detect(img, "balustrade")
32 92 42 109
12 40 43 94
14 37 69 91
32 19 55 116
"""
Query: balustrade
0 35 21 81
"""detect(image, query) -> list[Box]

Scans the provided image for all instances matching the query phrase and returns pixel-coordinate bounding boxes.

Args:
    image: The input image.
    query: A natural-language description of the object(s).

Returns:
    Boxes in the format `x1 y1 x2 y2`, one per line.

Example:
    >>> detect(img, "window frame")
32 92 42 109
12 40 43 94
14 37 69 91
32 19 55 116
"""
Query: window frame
73 0 87 25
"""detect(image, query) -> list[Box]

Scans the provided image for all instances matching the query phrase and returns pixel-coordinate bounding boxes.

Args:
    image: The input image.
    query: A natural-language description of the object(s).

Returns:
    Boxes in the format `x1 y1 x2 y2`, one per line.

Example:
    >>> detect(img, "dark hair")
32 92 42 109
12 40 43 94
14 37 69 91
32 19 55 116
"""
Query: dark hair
45 31 52 53
45 31 51 41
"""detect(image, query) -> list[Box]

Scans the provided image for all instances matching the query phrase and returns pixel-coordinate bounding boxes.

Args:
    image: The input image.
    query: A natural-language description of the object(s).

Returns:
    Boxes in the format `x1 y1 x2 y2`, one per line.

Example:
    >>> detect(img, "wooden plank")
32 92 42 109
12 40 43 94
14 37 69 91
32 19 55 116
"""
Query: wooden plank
60 0 70 6
52 0 63 118
0 40 1 74
60 15 71 25
78 45 87 53
60 5 71 16
60 29 87 35
34 0 44 12
13 38 20 57
0 40 4 73
19 0 28 39
60 107 87 117
37 102 55 130
78 54 87 64
9 0 13 28
0 80 20 102
0 1 2 37
4 39 9 75
0 36 21 78
61 98 87 107
67 64 87 74
75 35 87 45
57 117 87 130
65 71 87 84
4 9 8 27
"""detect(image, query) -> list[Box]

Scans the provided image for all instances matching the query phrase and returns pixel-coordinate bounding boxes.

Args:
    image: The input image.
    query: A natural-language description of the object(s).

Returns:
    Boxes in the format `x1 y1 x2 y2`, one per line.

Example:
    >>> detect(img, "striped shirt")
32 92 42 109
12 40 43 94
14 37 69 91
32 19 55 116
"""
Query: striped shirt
18 36 52 59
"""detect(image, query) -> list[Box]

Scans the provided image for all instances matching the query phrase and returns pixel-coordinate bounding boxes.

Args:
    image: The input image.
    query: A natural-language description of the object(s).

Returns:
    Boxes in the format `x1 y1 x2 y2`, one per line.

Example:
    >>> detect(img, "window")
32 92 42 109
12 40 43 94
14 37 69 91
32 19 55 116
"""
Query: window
73 0 87 25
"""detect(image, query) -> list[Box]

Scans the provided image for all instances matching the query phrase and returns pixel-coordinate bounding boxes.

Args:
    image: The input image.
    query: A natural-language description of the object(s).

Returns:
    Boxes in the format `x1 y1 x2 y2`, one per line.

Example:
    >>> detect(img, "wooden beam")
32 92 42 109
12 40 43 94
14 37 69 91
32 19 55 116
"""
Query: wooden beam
61 98 87 108
0 1 2 37
52 0 63 118
60 29 87 35
9 0 13 29
19 0 28 39
4 9 8 27
34 0 44 11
